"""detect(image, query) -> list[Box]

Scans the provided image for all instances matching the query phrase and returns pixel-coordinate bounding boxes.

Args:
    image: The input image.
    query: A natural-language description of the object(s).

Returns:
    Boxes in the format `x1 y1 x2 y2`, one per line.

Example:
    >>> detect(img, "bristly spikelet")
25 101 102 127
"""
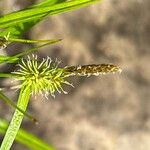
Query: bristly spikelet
65 64 122 77
12 54 122 98
12 55 71 98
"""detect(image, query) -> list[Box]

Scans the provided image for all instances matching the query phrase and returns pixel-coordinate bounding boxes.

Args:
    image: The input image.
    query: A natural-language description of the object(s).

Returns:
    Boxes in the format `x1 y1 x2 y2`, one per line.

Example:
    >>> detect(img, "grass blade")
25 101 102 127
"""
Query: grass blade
0 0 101 37
0 86 31 150
0 119 55 150
0 91 37 123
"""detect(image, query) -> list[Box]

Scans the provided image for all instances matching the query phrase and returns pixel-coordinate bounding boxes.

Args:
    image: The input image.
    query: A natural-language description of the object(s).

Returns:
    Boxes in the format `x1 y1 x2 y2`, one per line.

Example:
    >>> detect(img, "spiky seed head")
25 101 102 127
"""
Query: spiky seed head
12 55 70 97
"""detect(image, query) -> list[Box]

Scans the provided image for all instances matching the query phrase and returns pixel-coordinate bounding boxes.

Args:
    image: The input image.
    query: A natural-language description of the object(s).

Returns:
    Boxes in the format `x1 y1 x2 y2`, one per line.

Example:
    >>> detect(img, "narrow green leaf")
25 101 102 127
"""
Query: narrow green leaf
0 91 37 123
0 0 99 27
0 0 101 37
0 39 61 64
0 73 14 78
0 55 19 64
0 86 31 150
31 0 66 8
0 119 55 150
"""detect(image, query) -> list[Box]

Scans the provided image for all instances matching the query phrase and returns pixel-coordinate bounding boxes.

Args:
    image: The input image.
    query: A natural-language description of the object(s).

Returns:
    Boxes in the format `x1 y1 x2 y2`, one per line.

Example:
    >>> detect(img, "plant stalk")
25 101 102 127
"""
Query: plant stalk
0 86 31 150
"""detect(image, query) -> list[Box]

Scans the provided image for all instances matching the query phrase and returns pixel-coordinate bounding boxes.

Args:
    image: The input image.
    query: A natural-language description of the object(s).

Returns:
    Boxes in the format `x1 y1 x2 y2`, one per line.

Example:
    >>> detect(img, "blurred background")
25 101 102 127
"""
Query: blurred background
0 0 150 150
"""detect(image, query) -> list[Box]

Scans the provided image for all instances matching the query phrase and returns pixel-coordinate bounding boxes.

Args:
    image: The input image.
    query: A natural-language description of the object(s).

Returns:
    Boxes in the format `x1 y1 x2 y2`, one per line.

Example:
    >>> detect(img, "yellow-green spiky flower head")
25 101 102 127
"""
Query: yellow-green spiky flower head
12 55 122 98
12 55 72 98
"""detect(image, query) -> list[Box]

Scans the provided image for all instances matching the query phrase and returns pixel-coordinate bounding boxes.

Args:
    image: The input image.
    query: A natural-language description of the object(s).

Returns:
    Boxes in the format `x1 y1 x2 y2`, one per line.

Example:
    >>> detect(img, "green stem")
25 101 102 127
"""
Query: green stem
0 119 55 150
0 73 16 78
12 40 61 59
0 86 31 150
0 91 37 123
9 38 62 44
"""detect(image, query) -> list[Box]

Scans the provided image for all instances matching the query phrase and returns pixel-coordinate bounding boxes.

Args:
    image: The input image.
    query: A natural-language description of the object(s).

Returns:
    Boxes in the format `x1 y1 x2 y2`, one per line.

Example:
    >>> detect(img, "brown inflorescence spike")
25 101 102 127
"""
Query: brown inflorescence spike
65 64 122 76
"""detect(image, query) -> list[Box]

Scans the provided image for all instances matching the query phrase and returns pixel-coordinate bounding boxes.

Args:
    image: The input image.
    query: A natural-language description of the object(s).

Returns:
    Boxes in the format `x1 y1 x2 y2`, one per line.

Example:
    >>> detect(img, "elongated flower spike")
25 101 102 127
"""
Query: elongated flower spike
65 64 122 77
12 55 122 98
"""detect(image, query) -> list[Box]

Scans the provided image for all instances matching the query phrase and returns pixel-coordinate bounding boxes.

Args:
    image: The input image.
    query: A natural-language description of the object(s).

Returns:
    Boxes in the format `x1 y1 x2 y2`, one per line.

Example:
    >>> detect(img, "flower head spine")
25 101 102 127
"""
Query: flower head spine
12 55 70 98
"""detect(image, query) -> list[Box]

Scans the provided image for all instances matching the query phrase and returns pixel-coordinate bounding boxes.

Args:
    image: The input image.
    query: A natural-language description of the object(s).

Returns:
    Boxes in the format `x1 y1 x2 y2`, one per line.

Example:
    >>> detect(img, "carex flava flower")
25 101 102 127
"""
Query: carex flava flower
12 55 122 98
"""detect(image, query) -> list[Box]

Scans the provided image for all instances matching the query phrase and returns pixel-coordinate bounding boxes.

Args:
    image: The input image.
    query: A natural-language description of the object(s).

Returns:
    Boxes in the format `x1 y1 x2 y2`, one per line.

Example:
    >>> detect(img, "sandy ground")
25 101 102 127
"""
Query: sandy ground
0 0 150 150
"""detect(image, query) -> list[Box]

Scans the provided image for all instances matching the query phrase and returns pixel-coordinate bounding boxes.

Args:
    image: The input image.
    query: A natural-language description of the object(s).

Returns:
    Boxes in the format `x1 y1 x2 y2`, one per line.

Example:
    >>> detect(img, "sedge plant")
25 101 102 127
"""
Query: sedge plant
0 0 122 150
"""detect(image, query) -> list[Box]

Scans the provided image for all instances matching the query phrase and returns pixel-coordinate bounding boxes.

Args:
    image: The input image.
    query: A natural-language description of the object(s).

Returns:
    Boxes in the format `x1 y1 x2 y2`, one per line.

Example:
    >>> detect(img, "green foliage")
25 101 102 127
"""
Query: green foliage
0 0 102 149
0 86 31 150
0 119 55 150
0 39 61 64
0 0 100 38
0 91 36 122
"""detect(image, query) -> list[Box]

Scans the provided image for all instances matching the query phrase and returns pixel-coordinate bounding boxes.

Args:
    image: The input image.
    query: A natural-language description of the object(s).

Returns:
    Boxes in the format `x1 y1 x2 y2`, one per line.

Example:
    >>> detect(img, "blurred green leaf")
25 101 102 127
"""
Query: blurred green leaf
0 119 55 150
